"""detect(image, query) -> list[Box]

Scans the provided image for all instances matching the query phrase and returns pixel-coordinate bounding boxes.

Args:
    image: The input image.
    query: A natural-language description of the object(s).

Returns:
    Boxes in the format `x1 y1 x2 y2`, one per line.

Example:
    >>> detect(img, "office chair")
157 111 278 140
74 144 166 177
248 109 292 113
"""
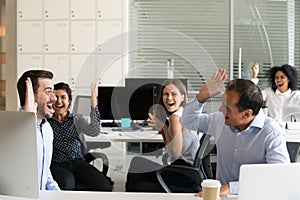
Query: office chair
76 133 114 190
73 95 112 176
78 132 111 176
287 142 300 162
156 134 215 193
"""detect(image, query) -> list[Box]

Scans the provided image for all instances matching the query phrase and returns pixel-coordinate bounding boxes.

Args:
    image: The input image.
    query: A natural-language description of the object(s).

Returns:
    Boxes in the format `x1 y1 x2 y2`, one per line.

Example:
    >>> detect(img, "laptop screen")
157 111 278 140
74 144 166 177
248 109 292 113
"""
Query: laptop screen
0 111 39 198
238 163 300 200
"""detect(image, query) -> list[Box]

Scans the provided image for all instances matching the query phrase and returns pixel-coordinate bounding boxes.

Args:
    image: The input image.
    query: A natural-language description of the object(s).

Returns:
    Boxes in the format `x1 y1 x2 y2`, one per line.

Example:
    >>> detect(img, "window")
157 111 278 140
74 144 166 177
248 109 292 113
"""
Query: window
128 0 300 106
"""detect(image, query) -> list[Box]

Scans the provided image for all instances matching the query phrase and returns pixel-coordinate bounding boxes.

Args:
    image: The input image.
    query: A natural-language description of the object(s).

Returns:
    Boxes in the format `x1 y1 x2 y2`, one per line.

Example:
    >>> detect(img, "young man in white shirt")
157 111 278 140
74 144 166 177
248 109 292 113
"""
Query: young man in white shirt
17 70 60 190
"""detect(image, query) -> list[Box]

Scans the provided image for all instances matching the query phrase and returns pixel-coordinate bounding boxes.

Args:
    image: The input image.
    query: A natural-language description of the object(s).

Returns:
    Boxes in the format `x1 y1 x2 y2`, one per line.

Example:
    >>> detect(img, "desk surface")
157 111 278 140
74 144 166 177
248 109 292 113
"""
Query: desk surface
85 127 163 143
86 127 300 143
0 191 203 200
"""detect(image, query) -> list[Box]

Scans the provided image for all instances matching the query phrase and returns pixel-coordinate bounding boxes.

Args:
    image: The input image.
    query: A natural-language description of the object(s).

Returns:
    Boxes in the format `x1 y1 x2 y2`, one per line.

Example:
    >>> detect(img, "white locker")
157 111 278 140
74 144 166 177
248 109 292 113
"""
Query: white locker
17 55 43 78
44 0 69 20
44 21 69 53
97 0 122 20
70 21 96 53
70 0 96 20
18 22 43 53
97 21 123 54
18 0 43 20
70 54 97 88
44 55 69 83
96 54 123 86
17 0 126 88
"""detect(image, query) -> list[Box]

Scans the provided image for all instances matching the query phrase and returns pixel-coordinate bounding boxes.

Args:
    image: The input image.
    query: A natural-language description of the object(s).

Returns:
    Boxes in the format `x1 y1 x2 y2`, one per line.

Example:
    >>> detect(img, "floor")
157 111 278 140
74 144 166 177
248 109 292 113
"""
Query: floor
92 142 164 192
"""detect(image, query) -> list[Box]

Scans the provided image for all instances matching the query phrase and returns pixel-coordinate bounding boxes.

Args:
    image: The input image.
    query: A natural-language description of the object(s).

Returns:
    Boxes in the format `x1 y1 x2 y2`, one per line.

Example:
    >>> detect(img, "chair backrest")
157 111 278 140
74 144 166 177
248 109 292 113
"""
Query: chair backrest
73 95 91 116
78 132 88 156
156 133 216 193
193 134 215 179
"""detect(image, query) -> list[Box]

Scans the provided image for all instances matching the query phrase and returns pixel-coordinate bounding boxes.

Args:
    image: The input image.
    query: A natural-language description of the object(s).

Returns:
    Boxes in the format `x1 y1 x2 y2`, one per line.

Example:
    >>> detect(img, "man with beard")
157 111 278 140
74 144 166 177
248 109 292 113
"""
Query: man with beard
17 70 60 190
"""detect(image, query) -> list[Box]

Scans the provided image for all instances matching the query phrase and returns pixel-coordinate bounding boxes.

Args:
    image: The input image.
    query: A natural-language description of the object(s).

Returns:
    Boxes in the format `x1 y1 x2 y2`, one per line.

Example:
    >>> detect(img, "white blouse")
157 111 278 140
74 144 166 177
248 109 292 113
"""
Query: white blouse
262 87 300 122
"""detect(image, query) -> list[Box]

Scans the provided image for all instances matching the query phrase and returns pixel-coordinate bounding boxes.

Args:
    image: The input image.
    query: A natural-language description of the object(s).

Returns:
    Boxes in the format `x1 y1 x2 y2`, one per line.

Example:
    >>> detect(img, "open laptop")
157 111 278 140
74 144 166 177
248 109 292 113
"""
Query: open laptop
237 163 300 200
0 111 39 198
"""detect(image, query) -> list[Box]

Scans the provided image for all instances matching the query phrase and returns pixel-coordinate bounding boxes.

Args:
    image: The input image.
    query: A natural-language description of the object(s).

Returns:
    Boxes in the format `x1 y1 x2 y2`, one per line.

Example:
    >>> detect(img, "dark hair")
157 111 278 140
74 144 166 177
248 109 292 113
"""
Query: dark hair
17 70 54 107
54 82 72 102
53 82 72 109
154 79 188 120
269 64 298 92
226 79 263 115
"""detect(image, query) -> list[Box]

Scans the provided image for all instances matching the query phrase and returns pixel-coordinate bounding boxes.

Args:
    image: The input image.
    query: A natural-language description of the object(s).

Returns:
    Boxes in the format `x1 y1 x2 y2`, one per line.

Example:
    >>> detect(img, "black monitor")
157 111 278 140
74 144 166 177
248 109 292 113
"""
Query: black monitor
98 78 187 121
98 86 127 120
128 83 159 120
98 85 156 121
125 78 188 120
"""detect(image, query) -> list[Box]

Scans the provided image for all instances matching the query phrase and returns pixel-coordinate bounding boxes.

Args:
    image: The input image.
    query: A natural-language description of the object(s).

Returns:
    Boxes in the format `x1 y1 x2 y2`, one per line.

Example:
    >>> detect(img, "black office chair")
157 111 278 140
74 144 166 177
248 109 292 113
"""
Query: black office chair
73 95 112 176
74 133 114 190
78 133 111 176
287 142 300 162
156 134 215 193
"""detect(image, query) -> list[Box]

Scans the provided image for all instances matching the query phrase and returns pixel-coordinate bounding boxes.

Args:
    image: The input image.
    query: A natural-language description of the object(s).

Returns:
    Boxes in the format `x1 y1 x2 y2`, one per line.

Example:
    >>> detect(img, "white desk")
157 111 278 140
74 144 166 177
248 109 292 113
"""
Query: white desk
85 127 163 143
87 128 300 143
84 127 164 155
0 191 203 200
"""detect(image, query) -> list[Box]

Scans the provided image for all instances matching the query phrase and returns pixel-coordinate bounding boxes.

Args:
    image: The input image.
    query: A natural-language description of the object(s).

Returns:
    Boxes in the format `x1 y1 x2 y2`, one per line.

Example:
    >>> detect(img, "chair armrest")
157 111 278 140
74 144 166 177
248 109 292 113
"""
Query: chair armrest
84 152 109 175
156 165 205 193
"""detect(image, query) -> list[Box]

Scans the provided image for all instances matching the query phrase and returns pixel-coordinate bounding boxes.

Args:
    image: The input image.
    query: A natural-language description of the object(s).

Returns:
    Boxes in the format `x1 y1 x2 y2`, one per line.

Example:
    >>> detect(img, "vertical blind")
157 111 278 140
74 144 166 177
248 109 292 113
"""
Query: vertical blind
129 0 230 100
129 0 300 102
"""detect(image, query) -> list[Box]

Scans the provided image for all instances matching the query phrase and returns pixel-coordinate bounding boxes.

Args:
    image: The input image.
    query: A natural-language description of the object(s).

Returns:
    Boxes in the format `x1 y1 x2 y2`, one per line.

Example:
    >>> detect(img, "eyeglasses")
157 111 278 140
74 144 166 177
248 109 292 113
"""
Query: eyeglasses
40 88 54 97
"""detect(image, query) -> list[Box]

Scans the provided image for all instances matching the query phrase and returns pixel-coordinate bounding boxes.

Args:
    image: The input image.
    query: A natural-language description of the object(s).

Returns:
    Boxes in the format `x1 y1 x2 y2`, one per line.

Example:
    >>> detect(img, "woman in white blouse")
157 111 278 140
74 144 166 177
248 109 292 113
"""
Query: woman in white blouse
252 63 300 127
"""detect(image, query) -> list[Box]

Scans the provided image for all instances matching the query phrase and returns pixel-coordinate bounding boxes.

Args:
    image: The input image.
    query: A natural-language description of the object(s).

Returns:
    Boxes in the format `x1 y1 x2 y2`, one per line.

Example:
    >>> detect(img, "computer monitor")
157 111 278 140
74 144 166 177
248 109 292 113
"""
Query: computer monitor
98 78 188 121
98 86 127 120
0 111 39 199
126 78 188 120
128 83 159 120
98 86 155 121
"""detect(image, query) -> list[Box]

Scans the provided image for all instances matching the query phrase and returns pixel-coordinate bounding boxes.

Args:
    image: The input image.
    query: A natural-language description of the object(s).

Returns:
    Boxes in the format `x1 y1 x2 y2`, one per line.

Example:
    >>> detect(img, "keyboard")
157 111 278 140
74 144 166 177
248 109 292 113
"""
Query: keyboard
112 127 143 132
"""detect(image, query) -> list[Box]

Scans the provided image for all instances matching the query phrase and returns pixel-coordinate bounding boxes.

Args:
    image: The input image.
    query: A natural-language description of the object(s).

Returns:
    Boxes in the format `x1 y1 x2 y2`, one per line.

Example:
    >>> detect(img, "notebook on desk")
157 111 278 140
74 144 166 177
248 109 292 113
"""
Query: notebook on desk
237 163 300 200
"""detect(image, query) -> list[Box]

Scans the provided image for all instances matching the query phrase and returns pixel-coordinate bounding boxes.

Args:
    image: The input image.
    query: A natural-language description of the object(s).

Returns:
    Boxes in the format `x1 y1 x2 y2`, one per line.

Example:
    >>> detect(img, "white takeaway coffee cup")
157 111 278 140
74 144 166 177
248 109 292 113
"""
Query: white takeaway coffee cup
201 179 221 200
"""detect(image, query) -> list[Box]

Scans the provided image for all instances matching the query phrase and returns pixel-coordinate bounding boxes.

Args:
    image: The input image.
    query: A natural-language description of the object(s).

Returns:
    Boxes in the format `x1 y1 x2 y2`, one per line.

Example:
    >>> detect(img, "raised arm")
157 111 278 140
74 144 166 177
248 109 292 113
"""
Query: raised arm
90 82 98 108
196 69 227 103
74 82 100 137
147 111 183 158
181 69 227 133
23 77 37 114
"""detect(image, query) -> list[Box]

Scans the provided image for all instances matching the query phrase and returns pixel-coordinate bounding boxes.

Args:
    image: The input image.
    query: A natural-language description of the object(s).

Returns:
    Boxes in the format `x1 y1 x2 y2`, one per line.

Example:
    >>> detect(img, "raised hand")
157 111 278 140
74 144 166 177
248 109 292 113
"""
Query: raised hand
147 113 166 132
251 63 259 79
90 82 98 108
197 69 227 103
23 77 37 114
